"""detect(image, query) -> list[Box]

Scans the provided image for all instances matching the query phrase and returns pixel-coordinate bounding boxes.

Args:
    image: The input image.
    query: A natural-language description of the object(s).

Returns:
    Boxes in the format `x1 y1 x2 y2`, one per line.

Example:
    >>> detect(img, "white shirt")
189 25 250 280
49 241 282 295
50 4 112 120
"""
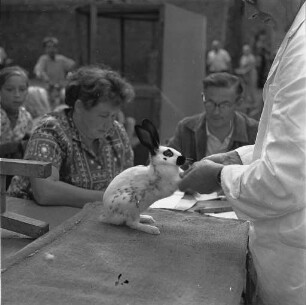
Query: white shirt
221 5 306 305
34 54 75 87
205 123 233 156
207 49 231 72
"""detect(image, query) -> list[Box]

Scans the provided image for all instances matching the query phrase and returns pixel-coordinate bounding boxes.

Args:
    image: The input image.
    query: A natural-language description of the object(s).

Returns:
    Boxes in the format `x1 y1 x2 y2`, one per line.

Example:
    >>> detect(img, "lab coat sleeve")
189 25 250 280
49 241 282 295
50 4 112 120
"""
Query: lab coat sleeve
221 29 306 221
235 145 254 165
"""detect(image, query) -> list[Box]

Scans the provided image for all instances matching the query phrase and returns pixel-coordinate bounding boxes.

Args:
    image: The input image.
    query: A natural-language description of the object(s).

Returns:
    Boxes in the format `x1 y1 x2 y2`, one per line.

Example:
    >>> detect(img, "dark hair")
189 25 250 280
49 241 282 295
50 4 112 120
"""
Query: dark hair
42 36 59 48
65 65 135 109
202 72 244 99
0 66 29 89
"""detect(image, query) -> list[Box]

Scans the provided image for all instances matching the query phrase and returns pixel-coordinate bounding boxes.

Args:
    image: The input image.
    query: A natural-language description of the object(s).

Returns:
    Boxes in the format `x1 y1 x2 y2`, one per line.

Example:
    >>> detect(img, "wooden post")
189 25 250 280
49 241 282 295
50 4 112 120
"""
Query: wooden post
75 7 84 65
89 2 97 64
0 174 7 213
120 17 125 75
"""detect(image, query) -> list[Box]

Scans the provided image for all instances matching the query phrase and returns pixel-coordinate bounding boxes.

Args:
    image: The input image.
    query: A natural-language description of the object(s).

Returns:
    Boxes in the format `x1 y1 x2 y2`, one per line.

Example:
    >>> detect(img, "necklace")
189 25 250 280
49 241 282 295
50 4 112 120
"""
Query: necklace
7 111 19 128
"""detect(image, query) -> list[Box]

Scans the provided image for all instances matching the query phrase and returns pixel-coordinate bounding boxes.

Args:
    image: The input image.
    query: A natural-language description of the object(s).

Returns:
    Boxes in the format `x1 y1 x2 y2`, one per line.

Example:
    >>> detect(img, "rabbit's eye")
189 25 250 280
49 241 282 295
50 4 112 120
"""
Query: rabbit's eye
163 149 174 157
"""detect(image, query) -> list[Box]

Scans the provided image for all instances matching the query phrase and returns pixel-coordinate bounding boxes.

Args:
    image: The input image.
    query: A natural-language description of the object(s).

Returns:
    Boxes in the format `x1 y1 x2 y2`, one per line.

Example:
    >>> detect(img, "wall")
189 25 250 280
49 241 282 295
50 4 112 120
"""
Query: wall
1 0 234 77
0 5 78 78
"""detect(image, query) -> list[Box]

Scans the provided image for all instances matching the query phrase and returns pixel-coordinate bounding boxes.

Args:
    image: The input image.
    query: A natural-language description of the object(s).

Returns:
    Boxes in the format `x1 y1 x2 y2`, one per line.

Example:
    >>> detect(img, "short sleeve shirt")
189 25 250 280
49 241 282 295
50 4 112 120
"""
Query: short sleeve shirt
34 54 75 87
207 49 231 73
8 108 134 199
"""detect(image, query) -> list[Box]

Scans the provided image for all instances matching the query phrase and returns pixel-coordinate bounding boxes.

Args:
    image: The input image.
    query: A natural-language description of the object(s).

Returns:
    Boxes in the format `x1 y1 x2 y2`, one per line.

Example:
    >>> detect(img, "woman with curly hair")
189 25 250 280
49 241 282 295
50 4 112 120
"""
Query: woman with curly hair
9 65 135 208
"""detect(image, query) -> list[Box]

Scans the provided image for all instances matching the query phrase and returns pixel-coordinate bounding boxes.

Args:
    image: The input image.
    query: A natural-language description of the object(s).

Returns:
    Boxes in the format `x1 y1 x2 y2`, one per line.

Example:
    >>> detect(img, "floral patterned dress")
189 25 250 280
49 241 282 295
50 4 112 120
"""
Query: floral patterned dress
9 108 134 199
0 106 33 143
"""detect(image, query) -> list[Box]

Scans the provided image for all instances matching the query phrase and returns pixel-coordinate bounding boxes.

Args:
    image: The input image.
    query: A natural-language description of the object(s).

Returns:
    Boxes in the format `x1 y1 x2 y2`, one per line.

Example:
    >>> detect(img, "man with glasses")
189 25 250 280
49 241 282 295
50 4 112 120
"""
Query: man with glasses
168 72 258 163
179 1 306 304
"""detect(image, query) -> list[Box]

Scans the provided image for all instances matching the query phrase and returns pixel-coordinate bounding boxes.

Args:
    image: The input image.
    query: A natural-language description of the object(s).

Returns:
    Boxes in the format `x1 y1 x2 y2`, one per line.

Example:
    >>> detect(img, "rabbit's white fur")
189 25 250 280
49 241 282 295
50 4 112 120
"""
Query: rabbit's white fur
100 119 185 235
100 145 183 235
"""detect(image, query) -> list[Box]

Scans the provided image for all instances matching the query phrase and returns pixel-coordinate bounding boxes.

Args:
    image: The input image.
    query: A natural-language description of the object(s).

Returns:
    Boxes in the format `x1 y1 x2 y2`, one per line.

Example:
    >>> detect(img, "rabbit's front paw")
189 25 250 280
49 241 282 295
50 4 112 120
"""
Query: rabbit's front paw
148 226 160 235
140 214 155 224
127 222 160 235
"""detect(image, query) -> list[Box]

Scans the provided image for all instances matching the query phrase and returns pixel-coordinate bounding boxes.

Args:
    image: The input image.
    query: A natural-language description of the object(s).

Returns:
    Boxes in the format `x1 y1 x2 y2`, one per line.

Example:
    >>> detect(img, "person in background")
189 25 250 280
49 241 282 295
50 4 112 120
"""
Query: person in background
253 29 272 89
0 47 13 69
206 40 232 74
235 44 259 117
168 72 258 164
178 1 306 304
9 65 135 208
34 36 76 108
0 66 32 159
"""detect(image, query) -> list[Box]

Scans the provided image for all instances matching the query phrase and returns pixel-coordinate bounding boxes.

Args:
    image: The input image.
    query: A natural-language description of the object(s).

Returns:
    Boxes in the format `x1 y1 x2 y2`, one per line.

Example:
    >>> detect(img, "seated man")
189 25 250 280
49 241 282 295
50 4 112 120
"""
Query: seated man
168 72 258 162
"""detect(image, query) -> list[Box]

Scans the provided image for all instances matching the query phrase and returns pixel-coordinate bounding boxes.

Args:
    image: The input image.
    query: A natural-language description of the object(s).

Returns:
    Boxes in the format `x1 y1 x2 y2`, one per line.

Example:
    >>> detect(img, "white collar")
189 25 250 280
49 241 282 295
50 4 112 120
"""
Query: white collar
206 120 233 142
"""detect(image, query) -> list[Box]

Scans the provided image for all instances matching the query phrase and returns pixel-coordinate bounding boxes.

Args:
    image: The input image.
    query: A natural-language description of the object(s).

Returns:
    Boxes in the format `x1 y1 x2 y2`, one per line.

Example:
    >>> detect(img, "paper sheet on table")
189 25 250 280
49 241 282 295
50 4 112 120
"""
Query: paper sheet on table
206 212 238 219
149 191 193 210
150 191 220 211
193 192 222 201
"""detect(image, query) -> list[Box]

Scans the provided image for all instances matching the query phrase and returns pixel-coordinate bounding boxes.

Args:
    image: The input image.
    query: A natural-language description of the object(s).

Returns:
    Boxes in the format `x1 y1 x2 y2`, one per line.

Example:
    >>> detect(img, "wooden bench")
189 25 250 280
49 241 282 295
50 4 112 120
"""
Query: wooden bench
0 158 52 238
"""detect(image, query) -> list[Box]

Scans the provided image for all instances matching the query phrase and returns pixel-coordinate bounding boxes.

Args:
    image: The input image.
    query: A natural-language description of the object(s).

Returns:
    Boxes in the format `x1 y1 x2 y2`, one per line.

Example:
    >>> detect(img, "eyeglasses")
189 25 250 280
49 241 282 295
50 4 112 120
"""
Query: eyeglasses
204 100 234 111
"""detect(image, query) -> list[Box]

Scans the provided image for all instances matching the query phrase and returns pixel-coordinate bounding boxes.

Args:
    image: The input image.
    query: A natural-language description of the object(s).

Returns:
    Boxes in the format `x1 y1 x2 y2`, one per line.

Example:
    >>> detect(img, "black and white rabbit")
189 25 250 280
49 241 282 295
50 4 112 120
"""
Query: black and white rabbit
100 118 186 235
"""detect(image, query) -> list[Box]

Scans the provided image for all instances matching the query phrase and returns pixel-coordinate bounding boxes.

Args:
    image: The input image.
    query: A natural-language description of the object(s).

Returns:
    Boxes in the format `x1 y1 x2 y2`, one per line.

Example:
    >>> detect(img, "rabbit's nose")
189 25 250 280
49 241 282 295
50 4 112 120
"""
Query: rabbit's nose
176 156 186 166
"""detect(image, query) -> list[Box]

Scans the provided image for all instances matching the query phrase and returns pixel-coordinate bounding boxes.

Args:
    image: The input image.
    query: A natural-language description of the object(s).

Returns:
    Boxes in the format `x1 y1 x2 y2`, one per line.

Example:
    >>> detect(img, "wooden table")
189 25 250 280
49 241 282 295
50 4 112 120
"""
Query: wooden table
0 159 52 239
1 197 80 260
1 198 250 305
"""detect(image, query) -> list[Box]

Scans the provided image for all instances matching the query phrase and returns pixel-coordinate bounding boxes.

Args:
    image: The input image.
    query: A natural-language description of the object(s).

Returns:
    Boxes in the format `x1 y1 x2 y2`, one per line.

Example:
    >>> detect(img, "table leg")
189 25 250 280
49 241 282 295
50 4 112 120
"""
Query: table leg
1 174 7 213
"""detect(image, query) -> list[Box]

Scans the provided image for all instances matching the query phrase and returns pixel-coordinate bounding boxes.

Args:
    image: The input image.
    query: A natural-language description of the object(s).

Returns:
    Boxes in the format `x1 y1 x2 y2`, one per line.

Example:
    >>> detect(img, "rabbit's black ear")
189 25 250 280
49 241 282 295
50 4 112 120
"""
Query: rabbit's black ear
141 119 160 147
135 125 157 156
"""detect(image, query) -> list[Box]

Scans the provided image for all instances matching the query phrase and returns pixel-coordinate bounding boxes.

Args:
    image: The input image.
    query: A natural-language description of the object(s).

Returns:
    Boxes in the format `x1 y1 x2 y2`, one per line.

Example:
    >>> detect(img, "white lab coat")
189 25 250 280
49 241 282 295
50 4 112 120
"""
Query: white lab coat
221 5 306 305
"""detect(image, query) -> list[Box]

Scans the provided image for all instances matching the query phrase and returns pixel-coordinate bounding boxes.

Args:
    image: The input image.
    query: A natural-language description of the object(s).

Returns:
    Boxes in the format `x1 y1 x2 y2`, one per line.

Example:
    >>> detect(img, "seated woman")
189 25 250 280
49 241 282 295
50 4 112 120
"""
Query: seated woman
9 65 135 208
0 66 33 159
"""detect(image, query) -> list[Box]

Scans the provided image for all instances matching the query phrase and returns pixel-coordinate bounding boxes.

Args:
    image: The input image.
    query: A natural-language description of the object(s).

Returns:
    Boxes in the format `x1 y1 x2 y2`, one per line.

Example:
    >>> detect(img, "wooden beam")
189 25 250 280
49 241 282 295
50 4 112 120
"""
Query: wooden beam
0 159 51 238
75 3 161 17
1 212 49 239
0 158 52 178
97 14 159 21
89 2 97 64
75 7 84 65
120 17 125 75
